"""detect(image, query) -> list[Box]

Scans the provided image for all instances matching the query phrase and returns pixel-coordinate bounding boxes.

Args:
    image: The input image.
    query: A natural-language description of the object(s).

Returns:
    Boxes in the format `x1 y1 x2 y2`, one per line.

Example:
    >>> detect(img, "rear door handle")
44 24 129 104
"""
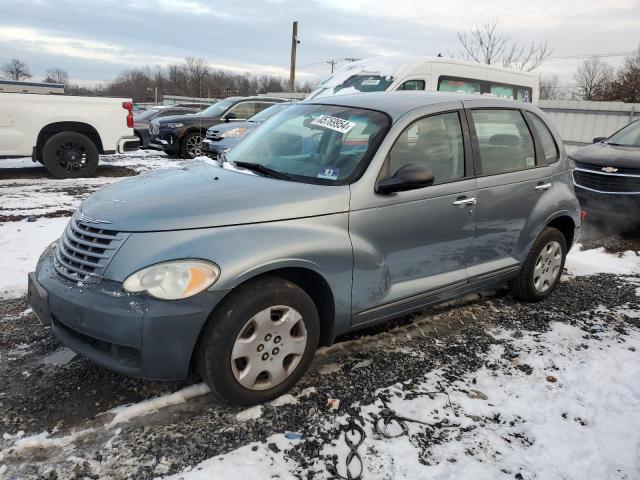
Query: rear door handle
453 197 477 206
535 182 552 191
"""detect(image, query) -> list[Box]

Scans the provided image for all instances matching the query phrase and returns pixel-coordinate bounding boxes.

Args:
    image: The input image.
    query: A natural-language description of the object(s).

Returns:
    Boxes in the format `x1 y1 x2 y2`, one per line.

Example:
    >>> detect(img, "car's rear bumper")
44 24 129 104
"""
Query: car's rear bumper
117 136 140 153
29 249 226 380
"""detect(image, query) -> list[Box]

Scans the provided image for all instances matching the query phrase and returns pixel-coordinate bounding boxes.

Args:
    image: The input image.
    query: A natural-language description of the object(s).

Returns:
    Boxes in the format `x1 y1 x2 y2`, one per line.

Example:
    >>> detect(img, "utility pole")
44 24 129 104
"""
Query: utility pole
327 59 338 74
289 21 299 94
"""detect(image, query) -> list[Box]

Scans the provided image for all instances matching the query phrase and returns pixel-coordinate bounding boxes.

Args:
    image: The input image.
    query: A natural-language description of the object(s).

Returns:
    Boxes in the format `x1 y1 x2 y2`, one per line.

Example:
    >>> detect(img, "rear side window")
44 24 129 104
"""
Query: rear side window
388 111 465 185
398 80 425 90
524 112 559 164
471 109 536 175
438 78 481 94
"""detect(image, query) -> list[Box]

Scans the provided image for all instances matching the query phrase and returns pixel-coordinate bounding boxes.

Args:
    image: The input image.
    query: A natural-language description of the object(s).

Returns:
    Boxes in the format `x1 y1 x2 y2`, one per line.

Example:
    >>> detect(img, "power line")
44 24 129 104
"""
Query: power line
545 51 634 61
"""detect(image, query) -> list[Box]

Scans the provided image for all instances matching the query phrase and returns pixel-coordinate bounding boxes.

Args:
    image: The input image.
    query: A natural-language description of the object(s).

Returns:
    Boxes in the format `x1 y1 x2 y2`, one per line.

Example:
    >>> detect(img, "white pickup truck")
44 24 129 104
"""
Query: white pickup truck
0 92 139 178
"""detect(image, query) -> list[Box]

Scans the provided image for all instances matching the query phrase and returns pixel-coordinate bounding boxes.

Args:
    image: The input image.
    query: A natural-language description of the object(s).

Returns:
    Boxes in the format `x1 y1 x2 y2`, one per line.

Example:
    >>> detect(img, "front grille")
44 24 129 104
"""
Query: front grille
149 121 159 135
54 217 128 284
573 169 640 194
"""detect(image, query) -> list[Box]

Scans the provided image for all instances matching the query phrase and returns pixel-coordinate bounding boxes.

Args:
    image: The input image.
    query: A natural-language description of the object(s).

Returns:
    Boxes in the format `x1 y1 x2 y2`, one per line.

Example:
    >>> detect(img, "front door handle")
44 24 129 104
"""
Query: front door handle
452 197 477 207
534 182 552 191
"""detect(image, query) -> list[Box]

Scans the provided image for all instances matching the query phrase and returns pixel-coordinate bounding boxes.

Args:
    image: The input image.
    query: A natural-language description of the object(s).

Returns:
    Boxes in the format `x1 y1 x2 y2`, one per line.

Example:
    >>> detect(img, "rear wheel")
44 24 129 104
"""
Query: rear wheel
180 132 203 159
196 276 320 405
511 227 567 302
42 132 99 178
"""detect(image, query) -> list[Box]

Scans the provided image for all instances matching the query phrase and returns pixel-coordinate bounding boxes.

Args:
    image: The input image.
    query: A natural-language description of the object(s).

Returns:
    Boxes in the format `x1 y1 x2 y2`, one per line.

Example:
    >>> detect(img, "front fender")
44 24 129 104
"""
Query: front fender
104 213 353 336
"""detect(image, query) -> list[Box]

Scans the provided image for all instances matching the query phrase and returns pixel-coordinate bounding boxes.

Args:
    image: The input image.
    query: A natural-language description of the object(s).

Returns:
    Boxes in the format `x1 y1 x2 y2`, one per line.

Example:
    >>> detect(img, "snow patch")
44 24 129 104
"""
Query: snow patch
235 405 263 422
565 244 640 276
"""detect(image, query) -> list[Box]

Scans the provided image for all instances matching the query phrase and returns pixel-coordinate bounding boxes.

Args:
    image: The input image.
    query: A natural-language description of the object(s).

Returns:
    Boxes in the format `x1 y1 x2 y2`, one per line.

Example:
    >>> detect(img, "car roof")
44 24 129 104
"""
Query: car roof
305 91 529 121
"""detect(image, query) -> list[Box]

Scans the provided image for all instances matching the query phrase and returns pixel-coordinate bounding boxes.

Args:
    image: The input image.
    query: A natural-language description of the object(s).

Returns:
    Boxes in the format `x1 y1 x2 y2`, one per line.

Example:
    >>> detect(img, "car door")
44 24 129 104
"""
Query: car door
349 107 477 325
463 100 555 280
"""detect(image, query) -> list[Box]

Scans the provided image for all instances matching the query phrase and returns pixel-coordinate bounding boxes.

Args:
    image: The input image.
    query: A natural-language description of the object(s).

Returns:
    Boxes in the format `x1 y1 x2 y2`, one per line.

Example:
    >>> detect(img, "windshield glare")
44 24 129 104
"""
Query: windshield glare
199 98 236 117
134 108 162 121
607 120 640 147
226 104 389 184
309 75 393 99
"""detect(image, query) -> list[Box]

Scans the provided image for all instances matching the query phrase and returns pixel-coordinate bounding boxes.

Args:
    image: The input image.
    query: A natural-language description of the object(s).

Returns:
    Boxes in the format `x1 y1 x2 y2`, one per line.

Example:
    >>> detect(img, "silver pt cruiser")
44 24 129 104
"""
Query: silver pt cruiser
28 92 581 405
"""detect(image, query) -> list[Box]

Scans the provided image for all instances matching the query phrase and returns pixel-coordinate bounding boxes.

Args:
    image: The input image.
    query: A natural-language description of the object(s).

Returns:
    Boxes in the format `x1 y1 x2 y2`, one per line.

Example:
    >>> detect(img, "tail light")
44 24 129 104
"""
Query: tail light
122 101 134 128
580 210 588 221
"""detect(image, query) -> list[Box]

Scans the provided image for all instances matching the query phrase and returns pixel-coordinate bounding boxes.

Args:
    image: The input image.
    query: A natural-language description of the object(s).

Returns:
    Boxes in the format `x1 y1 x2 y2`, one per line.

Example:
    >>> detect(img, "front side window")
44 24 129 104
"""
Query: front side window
199 98 237 117
471 109 536 175
606 120 640 147
226 104 389 184
398 80 425 91
387 112 465 185
524 112 559 164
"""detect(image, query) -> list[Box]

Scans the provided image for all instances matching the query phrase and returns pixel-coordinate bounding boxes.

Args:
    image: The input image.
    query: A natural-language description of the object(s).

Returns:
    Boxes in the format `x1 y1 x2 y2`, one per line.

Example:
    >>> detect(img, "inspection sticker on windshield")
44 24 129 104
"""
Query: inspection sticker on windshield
311 115 356 134
361 79 381 86
318 167 340 180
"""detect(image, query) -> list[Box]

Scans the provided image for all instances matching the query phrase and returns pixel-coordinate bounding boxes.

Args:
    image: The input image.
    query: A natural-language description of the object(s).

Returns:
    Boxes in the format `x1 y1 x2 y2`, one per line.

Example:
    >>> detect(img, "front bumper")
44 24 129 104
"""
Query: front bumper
575 186 640 222
117 136 140 154
29 250 226 380
201 138 231 157
148 130 180 154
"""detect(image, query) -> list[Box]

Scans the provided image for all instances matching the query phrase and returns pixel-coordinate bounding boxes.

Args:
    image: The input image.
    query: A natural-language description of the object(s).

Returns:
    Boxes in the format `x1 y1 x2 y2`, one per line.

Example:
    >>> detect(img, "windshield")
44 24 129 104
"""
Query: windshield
607 120 640 147
308 75 394 99
248 103 291 123
198 98 236 117
226 104 389 184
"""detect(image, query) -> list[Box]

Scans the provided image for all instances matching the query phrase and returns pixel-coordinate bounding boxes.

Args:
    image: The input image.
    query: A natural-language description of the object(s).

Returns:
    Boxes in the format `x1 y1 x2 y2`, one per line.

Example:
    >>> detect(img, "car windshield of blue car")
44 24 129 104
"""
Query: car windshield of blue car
226 104 389 185
248 103 291 123
607 120 640 147
198 98 237 117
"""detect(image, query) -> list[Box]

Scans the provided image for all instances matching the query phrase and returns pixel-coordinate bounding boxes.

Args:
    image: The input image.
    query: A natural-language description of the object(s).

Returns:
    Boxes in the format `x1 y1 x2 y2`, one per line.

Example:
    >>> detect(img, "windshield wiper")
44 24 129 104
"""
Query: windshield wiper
233 161 292 180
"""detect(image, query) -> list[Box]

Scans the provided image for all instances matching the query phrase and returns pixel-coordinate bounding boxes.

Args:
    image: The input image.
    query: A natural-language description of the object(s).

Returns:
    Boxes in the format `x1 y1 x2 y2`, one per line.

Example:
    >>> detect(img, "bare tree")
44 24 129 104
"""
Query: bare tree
1 58 32 81
457 20 552 71
539 74 562 100
44 67 69 85
573 56 614 100
611 45 640 103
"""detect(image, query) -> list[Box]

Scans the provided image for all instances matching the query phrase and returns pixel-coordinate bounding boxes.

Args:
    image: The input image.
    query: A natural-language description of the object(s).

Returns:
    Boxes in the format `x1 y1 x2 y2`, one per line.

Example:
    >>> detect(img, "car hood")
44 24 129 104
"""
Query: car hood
208 121 258 134
78 160 350 232
571 142 640 169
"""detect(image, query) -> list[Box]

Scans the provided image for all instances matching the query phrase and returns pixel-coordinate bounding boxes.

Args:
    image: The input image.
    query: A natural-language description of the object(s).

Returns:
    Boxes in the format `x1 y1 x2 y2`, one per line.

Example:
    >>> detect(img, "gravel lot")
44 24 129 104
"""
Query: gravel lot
1 152 639 479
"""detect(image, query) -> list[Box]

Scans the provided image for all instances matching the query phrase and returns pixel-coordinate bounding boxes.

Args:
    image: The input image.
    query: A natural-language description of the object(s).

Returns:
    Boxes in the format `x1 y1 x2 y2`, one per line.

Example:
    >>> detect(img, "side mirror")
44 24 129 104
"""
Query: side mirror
376 163 434 195
593 136 606 143
224 111 237 122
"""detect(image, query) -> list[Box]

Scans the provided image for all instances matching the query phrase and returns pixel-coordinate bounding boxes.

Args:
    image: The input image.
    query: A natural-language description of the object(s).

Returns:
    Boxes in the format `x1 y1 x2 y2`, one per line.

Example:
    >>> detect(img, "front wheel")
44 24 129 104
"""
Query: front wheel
180 132 203 159
511 226 567 302
196 276 320 406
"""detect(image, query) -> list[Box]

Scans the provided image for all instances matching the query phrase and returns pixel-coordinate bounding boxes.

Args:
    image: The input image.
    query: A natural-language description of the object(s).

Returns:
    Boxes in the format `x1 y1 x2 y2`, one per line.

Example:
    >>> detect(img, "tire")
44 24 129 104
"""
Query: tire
42 131 99 178
180 132 203 159
196 276 320 406
511 226 567 302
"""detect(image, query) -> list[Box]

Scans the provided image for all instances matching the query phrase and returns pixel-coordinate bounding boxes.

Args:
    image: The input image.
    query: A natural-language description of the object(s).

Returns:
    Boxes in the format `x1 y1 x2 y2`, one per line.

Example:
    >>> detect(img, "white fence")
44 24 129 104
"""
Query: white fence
539 100 639 146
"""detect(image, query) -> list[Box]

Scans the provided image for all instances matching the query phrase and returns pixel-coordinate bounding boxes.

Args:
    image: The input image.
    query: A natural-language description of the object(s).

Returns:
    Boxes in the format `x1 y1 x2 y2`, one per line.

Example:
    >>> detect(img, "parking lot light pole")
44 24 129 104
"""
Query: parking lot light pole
289 21 298 94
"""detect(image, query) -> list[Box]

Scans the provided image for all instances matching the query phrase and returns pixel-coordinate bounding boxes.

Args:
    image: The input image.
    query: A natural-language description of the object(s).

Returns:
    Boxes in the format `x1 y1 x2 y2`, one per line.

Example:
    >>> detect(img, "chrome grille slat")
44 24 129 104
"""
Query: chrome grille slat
54 216 129 284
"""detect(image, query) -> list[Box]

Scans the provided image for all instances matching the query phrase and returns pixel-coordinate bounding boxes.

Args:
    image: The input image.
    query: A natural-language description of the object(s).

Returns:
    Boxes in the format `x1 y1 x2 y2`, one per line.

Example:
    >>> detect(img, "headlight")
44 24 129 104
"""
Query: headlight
123 260 220 300
167 122 184 128
220 127 248 138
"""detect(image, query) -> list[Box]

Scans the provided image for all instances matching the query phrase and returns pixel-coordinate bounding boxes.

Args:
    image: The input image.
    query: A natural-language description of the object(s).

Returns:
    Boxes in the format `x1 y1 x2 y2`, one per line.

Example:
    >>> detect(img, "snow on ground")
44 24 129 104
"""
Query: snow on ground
566 244 640 276
167 316 640 480
0 217 68 299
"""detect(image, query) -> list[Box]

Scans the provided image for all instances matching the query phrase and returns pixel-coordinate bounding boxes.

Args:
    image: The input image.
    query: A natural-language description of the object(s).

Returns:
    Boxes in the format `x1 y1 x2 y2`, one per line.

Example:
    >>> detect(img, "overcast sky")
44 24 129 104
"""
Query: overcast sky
0 0 638 87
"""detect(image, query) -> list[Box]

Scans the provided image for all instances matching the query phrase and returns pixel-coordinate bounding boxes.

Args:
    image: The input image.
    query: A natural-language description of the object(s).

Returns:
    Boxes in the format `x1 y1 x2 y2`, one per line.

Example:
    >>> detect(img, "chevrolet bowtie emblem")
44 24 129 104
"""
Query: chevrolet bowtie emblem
602 166 619 173
76 211 112 224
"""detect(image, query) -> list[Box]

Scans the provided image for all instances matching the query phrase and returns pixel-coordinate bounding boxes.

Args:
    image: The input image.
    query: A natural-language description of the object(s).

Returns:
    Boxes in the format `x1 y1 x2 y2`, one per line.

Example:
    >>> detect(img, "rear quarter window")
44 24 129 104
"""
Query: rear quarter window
524 112 559 164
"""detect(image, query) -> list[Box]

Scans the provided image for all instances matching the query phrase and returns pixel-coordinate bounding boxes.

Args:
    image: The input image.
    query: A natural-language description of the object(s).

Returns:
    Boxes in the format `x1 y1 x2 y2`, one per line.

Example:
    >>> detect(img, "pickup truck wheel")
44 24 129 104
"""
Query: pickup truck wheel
42 132 99 178
511 226 567 302
196 276 320 406
181 132 203 159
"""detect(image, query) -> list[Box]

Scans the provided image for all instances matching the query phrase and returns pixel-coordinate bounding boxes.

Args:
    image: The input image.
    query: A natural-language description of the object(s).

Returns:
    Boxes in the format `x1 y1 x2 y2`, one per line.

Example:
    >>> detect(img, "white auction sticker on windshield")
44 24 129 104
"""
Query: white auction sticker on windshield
361 79 380 86
311 115 356 134
317 167 340 180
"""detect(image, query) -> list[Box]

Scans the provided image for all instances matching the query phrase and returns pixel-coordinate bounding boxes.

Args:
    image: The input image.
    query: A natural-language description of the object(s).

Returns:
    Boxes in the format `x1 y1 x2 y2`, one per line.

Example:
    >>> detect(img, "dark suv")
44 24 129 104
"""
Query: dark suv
134 106 201 148
149 97 286 158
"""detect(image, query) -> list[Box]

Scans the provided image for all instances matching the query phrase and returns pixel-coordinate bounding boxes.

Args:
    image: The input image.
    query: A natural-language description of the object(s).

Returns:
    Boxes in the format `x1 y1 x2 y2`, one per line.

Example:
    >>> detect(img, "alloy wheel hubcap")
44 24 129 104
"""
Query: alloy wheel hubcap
186 136 202 157
533 240 563 293
231 305 307 391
